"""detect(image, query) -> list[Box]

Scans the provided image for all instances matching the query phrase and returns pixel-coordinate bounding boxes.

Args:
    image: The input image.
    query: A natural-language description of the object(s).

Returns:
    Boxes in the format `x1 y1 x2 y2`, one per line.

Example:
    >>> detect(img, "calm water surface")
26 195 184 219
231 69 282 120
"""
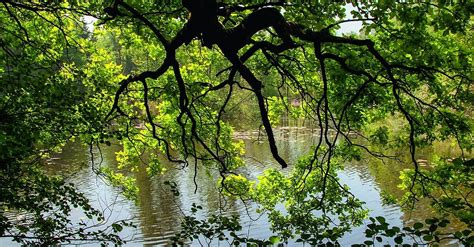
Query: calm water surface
1 124 462 246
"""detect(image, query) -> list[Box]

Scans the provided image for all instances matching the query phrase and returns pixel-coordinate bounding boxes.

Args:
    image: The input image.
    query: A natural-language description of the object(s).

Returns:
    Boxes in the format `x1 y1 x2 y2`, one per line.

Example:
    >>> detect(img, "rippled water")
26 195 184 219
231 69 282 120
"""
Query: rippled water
1 124 463 246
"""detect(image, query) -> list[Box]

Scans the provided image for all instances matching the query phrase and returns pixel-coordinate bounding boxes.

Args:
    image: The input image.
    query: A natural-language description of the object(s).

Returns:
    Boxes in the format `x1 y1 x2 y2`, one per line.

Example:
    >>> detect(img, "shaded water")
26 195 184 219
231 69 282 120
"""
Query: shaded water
1 123 463 246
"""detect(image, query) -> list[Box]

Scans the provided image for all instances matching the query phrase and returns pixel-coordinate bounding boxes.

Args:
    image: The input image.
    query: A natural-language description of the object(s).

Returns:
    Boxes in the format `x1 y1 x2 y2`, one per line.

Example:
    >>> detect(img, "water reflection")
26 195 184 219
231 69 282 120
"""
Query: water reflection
1 124 461 246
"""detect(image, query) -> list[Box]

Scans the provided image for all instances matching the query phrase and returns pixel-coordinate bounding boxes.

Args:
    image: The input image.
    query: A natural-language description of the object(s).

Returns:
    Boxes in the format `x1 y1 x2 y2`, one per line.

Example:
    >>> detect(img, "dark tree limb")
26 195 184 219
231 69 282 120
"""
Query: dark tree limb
102 0 468 198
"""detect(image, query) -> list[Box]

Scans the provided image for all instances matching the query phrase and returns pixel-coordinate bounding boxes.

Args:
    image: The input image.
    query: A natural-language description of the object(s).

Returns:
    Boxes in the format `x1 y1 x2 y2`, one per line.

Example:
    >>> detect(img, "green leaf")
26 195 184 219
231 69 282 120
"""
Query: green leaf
376 216 386 223
394 235 403 244
112 223 123 232
425 218 437 225
423 235 433 241
413 222 423 229
269 236 280 244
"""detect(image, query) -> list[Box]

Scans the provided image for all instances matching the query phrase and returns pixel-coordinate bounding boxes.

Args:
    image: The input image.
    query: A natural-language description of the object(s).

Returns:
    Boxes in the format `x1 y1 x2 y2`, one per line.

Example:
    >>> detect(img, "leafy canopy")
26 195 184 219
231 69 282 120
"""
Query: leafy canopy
0 0 472 245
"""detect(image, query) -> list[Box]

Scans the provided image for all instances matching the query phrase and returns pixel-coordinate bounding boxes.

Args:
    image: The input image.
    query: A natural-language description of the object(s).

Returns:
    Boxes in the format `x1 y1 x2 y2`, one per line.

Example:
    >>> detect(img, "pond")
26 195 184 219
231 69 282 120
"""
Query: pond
0 121 463 246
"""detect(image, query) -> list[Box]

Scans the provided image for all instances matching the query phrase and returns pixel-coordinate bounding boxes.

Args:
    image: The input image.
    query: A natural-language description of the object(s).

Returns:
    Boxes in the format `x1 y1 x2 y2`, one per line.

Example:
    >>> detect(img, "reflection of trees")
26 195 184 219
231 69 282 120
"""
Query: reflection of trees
42 141 90 177
44 142 183 244
243 125 315 167
132 154 243 244
244 128 469 238
365 142 461 199
133 163 182 244
42 132 468 244
362 142 466 232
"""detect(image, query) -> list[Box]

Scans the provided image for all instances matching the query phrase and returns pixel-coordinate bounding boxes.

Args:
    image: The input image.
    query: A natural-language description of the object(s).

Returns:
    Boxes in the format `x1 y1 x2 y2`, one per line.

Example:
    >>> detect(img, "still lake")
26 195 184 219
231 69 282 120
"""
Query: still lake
1 122 462 246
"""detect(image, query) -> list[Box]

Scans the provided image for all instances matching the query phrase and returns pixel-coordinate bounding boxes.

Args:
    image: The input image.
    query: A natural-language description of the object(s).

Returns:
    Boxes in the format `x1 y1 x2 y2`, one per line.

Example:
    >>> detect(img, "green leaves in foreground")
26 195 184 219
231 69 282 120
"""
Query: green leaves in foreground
0 165 132 246
399 157 474 225
362 216 473 246
172 206 473 246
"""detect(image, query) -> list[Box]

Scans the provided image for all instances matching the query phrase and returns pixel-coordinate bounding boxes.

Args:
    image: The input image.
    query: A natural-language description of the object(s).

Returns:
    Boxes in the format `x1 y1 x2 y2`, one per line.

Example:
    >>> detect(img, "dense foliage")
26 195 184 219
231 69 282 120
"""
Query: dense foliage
0 0 472 245
0 3 128 244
